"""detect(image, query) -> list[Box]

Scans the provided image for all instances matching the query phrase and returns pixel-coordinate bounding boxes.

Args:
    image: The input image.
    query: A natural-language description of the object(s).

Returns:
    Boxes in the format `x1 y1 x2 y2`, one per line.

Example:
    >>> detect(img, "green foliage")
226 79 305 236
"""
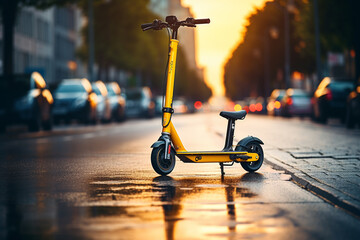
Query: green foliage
296 0 358 53
224 0 360 101
224 1 298 100
78 0 168 90
294 0 360 80
78 0 211 100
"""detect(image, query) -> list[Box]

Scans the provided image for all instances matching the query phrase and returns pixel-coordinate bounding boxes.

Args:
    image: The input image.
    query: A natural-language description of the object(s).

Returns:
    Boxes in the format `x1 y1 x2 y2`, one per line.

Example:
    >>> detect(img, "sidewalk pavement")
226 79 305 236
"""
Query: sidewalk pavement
264 147 360 217
207 112 360 218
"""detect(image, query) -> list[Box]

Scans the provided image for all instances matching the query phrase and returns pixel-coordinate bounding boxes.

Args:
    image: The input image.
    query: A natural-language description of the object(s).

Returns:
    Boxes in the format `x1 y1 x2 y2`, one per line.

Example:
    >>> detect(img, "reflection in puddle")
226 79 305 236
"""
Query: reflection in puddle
2 171 304 240
69 174 262 240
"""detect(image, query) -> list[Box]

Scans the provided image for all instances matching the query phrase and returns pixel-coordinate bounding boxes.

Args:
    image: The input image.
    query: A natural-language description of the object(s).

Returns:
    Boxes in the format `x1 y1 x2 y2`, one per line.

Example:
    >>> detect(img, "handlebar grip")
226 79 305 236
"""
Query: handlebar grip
141 23 153 31
194 18 210 24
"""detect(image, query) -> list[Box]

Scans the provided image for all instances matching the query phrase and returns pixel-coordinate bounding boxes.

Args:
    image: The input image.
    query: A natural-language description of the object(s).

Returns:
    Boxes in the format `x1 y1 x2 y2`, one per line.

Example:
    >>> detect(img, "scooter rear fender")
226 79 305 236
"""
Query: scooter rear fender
236 136 264 150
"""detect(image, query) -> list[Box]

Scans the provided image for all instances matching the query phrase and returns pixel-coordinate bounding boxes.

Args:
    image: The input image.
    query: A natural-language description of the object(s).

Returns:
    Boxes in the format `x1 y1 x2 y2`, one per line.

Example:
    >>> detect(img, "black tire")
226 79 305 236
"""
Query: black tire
151 146 176 176
236 142 264 172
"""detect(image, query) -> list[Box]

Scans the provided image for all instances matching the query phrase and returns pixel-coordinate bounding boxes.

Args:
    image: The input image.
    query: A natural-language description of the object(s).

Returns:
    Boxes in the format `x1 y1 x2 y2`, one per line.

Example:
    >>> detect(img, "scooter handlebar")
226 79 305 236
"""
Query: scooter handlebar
193 18 210 24
141 17 210 31
141 19 168 31
185 17 210 25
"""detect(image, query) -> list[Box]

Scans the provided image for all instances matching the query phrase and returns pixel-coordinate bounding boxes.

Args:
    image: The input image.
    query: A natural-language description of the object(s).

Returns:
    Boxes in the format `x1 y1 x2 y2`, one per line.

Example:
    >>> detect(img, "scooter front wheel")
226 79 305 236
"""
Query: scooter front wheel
236 142 263 172
151 146 176 176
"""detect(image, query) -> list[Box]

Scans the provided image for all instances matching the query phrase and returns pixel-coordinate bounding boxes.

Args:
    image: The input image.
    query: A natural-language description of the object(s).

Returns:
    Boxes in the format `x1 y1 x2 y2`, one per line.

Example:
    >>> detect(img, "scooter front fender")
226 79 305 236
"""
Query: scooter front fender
151 136 176 159
151 140 165 148
235 136 264 150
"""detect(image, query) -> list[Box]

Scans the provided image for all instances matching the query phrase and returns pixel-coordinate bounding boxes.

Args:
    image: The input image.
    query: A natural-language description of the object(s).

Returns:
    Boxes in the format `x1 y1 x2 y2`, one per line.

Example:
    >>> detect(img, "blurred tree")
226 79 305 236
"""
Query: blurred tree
224 0 360 101
224 0 338 101
224 0 298 100
78 0 211 100
78 0 168 90
295 0 360 83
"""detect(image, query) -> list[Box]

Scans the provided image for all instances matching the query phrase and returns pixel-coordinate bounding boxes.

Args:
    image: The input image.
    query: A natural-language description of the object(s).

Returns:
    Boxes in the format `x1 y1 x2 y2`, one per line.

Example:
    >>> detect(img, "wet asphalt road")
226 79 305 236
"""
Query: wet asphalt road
1 112 360 240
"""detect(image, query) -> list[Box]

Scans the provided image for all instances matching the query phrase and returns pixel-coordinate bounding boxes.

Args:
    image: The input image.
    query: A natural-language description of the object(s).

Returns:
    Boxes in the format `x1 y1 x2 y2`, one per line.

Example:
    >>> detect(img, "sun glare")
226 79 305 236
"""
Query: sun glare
181 0 267 97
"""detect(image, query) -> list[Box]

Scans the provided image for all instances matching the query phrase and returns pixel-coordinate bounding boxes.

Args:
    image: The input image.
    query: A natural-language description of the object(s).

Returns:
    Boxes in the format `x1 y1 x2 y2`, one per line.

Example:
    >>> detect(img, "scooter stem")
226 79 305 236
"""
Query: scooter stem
162 39 179 133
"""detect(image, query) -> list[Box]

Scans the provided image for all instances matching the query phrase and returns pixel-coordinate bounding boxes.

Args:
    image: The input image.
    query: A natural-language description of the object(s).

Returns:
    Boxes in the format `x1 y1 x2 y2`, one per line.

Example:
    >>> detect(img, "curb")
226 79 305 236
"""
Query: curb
213 129 360 218
264 156 360 219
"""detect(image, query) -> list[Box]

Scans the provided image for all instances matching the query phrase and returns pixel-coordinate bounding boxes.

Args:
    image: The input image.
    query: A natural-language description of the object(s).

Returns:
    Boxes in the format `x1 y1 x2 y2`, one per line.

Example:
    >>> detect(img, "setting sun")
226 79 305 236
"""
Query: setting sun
182 0 267 96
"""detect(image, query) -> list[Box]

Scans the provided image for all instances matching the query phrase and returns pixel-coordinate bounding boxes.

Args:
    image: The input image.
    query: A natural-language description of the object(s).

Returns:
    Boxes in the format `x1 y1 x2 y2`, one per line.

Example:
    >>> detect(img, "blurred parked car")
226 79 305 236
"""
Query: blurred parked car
312 77 353 123
106 82 126 121
53 78 97 124
153 95 163 116
246 97 265 114
186 100 196 113
125 87 155 118
345 83 360 128
281 88 312 117
92 81 111 123
0 72 53 132
173 98 188 114
267 89 286 116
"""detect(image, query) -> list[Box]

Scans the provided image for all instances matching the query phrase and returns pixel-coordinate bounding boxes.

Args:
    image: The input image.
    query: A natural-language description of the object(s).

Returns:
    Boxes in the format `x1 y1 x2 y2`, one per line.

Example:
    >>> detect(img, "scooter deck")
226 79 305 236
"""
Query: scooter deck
176 151 259 163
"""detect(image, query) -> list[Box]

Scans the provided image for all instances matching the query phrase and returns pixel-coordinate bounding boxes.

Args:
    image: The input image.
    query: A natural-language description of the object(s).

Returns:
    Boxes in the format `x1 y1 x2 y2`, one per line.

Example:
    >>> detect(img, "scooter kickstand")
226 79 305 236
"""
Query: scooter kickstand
220 163 225 176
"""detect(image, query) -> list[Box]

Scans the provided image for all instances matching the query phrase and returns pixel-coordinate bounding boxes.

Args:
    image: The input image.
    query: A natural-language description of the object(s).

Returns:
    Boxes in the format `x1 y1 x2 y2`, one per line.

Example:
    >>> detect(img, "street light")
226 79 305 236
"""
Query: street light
313 0 322 86
264 26 279 100
284 0 295 89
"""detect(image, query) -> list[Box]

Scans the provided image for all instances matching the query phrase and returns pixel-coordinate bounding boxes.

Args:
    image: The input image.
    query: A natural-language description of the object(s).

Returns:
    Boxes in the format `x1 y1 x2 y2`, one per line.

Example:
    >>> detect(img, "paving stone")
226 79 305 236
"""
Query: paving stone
265 146 360 217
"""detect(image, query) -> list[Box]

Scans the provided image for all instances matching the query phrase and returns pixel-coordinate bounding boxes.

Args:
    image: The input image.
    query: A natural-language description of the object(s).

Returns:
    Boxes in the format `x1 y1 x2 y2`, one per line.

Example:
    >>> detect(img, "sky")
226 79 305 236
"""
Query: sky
181 0 268 96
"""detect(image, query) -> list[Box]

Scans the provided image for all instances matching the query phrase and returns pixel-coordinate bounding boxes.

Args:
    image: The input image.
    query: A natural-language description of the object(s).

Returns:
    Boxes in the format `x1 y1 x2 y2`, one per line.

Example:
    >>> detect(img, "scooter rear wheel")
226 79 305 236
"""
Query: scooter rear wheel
236 142 263 172
151 146 176 176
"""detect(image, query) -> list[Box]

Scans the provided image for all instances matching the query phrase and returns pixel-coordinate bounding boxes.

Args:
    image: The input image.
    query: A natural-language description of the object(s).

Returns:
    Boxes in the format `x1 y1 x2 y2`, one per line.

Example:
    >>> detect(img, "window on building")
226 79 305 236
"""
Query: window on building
37 18 50 43
15 10 33 38
55 7 75 30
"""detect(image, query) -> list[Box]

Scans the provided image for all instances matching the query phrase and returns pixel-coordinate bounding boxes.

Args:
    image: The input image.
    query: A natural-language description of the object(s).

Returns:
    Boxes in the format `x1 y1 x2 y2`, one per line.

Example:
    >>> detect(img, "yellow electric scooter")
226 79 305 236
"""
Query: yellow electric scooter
141 16 264 176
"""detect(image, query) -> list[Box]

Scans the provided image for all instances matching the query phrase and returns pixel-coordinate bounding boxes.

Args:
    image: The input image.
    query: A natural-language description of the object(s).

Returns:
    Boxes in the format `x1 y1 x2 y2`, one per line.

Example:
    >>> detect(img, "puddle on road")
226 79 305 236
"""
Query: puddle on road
2 168 305 240
61 173 299 239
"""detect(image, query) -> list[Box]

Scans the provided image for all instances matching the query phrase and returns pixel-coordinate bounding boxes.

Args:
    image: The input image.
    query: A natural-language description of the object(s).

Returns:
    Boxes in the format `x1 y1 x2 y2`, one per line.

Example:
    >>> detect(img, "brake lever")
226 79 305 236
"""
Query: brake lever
142 26 153 31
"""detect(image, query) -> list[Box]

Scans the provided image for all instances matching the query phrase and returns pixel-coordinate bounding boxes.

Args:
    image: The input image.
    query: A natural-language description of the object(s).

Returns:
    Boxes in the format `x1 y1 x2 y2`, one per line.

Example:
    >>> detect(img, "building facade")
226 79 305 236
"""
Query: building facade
0 6 86 85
